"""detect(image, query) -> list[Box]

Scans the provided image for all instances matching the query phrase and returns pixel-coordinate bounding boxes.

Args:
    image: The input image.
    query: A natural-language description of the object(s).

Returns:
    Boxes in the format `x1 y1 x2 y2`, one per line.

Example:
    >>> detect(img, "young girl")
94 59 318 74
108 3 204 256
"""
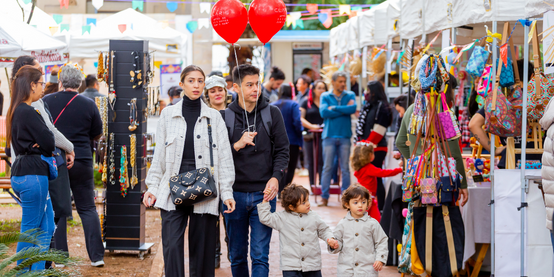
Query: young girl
351 141 402 221
329 185 389 276
258 184 337 277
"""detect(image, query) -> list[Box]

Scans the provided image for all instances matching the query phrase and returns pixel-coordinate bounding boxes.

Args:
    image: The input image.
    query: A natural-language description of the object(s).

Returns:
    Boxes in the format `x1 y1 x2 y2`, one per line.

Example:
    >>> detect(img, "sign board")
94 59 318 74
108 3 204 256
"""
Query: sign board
160 64 182 99
292 43 323 51
45 64 64 85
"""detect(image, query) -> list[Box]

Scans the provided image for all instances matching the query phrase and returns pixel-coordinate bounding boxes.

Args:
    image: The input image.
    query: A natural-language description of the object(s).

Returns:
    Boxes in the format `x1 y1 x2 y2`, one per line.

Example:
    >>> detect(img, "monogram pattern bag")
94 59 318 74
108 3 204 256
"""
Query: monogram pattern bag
420 178 438 205
466 45 490 78
169 118 218 206
528 24 554 120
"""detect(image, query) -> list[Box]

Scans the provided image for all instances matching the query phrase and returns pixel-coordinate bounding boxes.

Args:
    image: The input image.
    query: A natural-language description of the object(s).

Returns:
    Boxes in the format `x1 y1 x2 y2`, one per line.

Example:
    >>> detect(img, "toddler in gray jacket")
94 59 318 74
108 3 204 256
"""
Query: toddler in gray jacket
258 184 338 277
328 185 389 277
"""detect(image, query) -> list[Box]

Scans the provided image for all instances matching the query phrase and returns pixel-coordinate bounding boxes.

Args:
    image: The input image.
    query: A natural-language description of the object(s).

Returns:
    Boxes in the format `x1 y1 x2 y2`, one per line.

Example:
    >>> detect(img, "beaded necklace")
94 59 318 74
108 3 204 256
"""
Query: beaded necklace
120 146 129 197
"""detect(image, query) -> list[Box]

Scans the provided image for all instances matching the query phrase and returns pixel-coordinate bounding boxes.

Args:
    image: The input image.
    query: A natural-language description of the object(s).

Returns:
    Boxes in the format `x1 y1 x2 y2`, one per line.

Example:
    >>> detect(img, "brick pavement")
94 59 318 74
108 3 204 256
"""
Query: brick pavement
182 176 402 277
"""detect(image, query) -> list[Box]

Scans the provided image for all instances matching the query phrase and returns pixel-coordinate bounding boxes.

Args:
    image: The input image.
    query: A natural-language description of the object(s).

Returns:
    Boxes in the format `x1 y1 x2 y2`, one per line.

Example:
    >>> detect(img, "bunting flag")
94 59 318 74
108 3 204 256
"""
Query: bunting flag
500 43 508 67
200 3 211 14
154 61 162 68
49 26 59 36
166 2 178 12
352 6 362 12
118 24 127 33
319 9 332 28
94 62 98 68
160 20 169 29
198 18 210 29
22 0 32 4
528 20 537 43
86 18 97 26
289 11 301 21
339 5 351 15
82 25 91 35
53 14 63 24
186 21 198 33
306 3 318 14
296 19 304 29
286 15 293 27
59 0 69 9
132 0 144 12
92 0 104 10
60 24 70 32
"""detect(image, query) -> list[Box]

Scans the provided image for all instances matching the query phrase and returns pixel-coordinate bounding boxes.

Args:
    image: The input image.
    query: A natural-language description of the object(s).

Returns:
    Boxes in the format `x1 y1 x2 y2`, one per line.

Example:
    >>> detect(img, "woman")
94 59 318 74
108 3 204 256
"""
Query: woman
300 80 326 187
143 65 236 277
10 56 75 260
43 64 104 267
271 84 303 195
204 75 230 111
355 81 393 211
8 65 56 270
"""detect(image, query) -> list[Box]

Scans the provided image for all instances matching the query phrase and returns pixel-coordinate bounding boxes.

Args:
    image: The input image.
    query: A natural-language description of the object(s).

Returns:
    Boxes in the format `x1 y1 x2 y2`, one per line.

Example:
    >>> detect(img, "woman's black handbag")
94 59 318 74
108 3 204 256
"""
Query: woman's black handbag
168 118 218 206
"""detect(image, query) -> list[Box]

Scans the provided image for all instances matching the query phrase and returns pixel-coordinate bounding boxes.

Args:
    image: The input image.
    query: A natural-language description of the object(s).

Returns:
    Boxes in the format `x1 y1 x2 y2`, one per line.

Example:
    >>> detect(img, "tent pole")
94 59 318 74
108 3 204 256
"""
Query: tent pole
490 20 497 277
358 15 364 109
520 19 530 277
4 68 10 95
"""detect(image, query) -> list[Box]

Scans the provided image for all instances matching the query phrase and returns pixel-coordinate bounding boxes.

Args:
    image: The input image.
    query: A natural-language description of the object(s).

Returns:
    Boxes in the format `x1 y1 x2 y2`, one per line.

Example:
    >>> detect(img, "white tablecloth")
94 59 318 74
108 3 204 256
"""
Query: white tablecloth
462 187 492 267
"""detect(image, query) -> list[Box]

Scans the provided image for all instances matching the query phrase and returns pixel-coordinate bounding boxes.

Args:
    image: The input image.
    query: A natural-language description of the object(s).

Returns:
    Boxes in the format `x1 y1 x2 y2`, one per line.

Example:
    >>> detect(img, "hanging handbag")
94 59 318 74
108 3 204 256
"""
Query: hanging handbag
413 205 464 277
528 24 554 120
498 24 515 88
436 90 462 141
434 110 461 204
168 118 218 206
398 202 416 274
476 65 493 98
466 45 490 78
485 22 522 137
420 177 438 205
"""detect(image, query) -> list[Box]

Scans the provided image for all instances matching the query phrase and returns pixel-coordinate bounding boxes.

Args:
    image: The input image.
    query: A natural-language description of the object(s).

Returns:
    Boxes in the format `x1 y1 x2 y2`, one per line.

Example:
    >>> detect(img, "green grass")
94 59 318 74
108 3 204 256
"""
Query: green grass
0 219 21 233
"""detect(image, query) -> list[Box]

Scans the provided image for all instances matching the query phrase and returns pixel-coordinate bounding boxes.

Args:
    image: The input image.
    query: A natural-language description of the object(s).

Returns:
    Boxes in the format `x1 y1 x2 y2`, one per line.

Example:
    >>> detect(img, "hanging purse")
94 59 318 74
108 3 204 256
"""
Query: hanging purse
476 65 493 98
420 177 438 205
466 45 490 78
398 202 416 274
528 24 554 120
168 118 218 206
436 90 462 141
498 24 515 88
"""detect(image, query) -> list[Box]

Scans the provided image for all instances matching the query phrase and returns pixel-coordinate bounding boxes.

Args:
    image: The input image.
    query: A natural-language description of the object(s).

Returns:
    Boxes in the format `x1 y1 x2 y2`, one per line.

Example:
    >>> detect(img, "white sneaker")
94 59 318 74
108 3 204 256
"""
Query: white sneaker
91 260 105 267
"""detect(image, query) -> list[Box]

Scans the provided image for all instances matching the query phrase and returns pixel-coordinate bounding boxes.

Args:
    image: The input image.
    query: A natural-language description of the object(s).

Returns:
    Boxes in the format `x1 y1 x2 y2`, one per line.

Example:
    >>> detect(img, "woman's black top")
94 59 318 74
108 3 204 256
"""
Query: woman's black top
11 103 55 176
179 95 200 174
300 98 324 126
43 91 102 161
360 101 392 147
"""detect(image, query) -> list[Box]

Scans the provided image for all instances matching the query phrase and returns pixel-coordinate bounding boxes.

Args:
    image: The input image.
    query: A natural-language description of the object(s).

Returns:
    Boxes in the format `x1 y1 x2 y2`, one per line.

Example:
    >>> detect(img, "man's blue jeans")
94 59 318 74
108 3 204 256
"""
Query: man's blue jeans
321 137 351 200
223 191 276 277
11 175 54 271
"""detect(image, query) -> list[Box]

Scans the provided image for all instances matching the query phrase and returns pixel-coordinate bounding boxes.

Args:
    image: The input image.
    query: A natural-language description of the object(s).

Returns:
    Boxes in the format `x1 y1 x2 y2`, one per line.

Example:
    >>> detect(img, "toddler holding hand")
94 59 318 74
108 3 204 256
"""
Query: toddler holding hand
258 184 338 277
328 185 389 277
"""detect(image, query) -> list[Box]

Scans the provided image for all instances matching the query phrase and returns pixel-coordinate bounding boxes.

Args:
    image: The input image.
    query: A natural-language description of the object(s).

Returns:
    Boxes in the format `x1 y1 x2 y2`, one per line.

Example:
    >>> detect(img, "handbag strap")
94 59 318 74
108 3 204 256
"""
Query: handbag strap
442 205 459 276
425 205 433 275
532 22 542 99
53 93 79 125
492 22 510 111
207 118 214 173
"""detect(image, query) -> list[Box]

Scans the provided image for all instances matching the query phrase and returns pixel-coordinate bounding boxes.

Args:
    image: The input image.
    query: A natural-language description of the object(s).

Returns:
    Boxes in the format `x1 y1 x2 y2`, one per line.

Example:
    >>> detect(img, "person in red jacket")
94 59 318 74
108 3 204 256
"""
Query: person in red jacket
351 140 402 222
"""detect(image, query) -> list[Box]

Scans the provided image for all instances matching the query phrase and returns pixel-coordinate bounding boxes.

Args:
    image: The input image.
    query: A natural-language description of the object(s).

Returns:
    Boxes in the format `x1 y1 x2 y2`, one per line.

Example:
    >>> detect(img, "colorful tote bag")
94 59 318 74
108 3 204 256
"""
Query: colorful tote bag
398 202 416 275
498 57 515 88
528 23 554 120
436 92 461 140
420 178 438 205
466 45 490 78
476 65 493 98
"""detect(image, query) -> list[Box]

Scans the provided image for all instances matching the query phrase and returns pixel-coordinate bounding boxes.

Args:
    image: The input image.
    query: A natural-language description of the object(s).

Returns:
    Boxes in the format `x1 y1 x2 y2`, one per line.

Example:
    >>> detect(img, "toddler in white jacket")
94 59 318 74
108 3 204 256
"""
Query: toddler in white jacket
258 184 338 277
328 185 389 277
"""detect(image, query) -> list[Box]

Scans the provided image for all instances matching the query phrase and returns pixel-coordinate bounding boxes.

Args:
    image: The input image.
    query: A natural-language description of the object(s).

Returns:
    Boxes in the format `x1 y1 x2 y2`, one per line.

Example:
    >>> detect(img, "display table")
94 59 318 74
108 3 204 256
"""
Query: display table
462 186 491 274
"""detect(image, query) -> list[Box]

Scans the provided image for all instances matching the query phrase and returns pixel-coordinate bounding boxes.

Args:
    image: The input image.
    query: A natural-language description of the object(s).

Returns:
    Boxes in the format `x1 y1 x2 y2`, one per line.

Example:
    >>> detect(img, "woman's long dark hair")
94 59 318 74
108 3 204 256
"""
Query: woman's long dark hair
365 80 393 124
278 84 293 99
11 56 37 82
7 66 42 147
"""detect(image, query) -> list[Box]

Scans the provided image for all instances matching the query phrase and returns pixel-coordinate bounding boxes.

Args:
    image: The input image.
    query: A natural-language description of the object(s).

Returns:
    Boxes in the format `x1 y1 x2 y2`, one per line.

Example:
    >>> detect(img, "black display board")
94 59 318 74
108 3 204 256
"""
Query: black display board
104 40 152 255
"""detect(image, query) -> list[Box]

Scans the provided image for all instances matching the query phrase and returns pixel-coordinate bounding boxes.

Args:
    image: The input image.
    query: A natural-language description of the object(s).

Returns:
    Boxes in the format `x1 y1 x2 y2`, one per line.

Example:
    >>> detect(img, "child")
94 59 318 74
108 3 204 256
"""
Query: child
258 184 338 277
351 140 402 222
328 185 389 277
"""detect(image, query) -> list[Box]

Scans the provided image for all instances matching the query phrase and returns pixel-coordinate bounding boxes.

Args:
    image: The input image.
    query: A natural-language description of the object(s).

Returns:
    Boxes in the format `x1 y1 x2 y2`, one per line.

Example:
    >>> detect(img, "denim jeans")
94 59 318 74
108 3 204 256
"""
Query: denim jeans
223 191 276 277
11 175 54 271
321 137 351 200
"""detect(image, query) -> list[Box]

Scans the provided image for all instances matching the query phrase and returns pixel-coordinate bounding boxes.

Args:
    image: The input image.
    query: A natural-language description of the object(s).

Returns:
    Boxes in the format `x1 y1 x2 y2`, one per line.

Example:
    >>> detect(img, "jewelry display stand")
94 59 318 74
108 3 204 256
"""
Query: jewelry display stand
104 40 153 258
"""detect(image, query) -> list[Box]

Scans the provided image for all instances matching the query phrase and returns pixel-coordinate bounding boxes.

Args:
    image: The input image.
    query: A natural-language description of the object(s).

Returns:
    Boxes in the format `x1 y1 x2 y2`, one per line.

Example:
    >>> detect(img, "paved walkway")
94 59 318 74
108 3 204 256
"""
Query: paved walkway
182 175 402 277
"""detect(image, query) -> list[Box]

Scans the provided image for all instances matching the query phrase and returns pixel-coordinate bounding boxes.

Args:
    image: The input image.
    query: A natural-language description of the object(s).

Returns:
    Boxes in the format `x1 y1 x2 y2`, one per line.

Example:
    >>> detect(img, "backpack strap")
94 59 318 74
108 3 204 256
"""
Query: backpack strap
260 105 272 137
224 109 235 140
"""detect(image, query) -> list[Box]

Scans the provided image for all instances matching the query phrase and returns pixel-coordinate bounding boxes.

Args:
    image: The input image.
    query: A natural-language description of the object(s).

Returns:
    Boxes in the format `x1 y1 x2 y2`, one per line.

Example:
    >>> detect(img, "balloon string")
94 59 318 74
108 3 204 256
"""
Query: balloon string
233 45 252 132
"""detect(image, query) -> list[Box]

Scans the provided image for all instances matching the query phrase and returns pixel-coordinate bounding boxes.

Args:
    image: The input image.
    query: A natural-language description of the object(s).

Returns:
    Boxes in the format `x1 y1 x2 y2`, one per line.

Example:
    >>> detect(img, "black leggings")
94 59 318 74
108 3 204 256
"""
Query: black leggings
280 145 300 192
371 151 387 211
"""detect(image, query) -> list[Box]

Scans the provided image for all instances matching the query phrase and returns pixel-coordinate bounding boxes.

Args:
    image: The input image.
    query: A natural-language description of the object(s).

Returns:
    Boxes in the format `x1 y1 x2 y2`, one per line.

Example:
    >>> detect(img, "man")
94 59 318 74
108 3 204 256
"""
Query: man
301 67 316 81
167 86 182 106
262 66 285 103
295 74 312 104
223 64 290 277
319 71 356 207
81 75 104 100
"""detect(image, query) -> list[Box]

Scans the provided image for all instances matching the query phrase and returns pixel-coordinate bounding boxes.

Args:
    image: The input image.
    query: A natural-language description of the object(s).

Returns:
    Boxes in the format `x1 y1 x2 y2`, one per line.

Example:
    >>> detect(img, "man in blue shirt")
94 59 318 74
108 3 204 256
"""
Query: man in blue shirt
319 71 356 206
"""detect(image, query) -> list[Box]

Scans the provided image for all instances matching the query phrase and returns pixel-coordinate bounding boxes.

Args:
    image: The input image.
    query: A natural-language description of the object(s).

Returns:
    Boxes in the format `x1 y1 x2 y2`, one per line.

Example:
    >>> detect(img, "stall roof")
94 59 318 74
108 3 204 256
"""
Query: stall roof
272 30 330 41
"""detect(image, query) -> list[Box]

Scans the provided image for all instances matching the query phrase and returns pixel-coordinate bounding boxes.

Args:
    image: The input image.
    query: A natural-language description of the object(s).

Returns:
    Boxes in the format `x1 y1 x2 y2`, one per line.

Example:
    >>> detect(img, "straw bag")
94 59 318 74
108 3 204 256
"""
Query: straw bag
528 24 554 120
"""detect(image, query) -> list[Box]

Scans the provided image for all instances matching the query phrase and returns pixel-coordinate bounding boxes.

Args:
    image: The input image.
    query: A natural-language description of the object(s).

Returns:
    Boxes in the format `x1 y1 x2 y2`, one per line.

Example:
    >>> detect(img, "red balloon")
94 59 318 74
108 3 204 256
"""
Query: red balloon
211 0 248 44
248 0 287 44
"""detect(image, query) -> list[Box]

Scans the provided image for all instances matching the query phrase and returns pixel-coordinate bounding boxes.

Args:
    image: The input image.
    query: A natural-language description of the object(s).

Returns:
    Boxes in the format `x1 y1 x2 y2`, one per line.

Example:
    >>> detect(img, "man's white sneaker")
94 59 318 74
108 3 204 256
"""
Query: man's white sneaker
91 260 105 267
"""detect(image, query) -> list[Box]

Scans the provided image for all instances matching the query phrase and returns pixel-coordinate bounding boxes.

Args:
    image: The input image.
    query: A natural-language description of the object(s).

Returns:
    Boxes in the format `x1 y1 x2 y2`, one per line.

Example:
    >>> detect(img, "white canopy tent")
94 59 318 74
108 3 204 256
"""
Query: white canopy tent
373 1 390 45
347 16 359 52
525 0 554 17
359 9 376 48
0 0 58 36
0 18 68 68
386 0 401 40
63 9 187 60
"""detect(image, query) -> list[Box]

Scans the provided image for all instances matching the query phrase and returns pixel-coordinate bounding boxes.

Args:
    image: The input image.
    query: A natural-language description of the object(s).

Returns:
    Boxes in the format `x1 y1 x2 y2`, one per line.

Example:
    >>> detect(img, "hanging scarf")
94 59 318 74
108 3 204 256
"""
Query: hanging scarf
355 101 382 142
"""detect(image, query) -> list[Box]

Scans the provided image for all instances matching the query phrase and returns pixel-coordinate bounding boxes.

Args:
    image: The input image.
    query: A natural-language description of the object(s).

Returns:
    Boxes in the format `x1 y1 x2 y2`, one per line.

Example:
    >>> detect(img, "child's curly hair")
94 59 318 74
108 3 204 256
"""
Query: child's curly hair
350 143 374 171
341 185 371 209
281 183 309 212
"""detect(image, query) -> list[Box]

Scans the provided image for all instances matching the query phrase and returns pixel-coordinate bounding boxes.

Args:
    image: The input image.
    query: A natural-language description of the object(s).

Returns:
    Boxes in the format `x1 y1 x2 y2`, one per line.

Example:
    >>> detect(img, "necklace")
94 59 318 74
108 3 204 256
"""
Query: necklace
128 98 139 131
130 51 143 89
119 145 129 197
97 52 104 82
109 133 116 185
109 50 117 121
130 134 138 189
101 97 108 182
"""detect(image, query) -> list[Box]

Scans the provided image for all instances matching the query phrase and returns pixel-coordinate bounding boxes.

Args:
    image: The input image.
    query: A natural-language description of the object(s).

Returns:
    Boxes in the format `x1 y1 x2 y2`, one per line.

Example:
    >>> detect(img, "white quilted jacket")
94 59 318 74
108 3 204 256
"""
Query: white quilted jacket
540 98 554 231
